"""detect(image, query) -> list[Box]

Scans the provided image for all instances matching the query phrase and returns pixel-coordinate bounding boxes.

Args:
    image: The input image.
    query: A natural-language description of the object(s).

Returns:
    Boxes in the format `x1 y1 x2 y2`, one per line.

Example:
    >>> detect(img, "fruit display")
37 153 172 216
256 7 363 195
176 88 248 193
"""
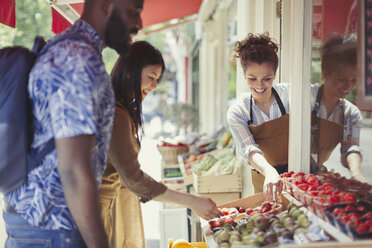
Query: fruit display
281 171 372 240
206 201 328 247
325 202 372 239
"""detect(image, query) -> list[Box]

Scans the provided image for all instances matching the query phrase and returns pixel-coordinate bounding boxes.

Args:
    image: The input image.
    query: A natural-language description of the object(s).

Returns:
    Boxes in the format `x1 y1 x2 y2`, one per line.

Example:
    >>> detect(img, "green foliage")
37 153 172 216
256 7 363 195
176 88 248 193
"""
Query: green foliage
163 102 199 135
141 32 165 53
228 62 236 99
102 48 119 74
0 0 54 49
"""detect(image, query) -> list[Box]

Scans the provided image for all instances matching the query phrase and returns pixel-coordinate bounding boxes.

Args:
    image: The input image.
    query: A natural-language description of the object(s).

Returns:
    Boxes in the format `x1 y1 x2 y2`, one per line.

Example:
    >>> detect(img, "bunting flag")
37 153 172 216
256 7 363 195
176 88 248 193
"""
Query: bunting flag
0 0 15 28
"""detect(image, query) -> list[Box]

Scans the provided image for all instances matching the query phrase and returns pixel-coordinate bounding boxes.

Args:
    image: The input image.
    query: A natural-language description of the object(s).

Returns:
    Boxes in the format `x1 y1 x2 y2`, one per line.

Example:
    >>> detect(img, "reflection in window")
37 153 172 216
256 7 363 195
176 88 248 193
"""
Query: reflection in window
310 0 367 183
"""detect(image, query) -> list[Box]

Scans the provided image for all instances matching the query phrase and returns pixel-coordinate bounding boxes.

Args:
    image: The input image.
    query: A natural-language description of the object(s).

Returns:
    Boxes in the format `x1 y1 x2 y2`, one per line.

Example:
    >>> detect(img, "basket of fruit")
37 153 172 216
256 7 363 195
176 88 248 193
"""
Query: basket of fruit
157 141 189 164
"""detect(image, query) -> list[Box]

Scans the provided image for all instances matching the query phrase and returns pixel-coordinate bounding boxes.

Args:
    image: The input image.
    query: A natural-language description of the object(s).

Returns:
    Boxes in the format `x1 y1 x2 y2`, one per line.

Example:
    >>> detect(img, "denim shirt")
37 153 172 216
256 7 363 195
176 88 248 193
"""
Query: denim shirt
5 19 115 230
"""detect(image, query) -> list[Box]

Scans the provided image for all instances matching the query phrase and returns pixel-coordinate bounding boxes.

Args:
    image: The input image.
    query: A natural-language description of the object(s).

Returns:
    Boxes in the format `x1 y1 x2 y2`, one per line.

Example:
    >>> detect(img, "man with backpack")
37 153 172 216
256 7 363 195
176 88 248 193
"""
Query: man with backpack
2 0 144 247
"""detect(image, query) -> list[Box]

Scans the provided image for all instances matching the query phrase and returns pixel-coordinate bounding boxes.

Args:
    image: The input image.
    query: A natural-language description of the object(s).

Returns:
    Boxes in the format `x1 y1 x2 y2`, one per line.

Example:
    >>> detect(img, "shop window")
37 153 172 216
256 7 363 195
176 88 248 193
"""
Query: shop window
310 0 371 184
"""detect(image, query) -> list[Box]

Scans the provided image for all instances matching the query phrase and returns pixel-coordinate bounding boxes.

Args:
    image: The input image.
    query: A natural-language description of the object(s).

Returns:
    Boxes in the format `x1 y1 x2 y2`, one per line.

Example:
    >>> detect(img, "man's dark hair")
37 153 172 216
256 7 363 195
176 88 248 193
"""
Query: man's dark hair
111 41 165 143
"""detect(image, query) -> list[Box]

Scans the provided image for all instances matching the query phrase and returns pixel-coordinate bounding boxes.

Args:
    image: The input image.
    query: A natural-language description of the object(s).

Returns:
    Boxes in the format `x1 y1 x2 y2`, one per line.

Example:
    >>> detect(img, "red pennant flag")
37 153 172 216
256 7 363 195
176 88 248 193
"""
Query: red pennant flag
0 0 16 28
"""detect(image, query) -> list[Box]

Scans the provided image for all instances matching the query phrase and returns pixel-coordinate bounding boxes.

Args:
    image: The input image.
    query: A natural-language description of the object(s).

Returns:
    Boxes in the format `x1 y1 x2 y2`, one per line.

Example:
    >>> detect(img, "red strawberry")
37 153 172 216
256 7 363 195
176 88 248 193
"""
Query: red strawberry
357 205 367 212
332 208 344 216
363 220 372 228
308 191 319 197
343 193 356 203
340 215 350 224
245 208 253 215
307 175 321 187
298 183 309 191
326 194 340 205
228 208 238 215
344 205 356 212
361 212 372 219
221 208 229 215
356 223 369 234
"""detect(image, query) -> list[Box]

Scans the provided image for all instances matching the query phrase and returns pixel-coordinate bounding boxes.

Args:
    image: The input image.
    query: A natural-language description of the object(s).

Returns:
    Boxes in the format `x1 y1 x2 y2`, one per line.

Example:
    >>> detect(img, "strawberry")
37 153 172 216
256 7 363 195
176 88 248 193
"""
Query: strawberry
238 207 245 213
326 194 340 205
307 186 318 191
357 205 367 212
343 193 356 203
363 220 372 228
356 223 370 234
344 205 356 212
340 215 350 224
331 207 344 216
306 174 321 187
260 202 272 213
293 172 305 177
221 208 229 215
245 208 253 215
297 183 309 191
308 191 319 197
228 208 238 215
361 212 372 219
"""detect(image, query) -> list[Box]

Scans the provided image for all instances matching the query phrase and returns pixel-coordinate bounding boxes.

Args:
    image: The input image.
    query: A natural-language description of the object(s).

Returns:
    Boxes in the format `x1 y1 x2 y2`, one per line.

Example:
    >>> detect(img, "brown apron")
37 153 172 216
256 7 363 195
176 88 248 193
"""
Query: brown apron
310 86 344 172
112 185 146 248
248 88 289 194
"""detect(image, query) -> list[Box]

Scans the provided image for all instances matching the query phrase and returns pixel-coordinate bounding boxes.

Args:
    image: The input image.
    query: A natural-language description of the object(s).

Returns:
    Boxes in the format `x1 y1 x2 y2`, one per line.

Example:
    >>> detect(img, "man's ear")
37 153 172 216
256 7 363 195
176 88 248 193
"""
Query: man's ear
102 0 114 16
322 71 329 81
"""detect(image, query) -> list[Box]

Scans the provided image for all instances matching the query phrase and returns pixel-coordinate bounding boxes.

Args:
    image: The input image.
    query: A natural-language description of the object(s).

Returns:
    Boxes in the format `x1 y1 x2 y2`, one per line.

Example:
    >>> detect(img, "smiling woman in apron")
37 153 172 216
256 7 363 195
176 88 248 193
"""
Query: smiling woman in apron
227 33 290 201
310 34 366 182
100 41 221 248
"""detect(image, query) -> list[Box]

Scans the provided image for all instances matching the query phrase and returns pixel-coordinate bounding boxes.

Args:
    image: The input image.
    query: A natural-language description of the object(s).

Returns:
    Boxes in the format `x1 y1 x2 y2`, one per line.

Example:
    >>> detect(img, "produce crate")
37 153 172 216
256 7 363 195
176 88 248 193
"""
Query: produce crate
193 166 242 194
178 149 222 187
178 155 194 186
201 192 363 248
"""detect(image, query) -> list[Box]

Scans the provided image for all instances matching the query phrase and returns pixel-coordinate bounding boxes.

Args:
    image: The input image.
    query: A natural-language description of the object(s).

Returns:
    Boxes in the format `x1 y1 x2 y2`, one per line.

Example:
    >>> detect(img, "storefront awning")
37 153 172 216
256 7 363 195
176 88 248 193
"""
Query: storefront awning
0 0 202 33
0 0 15 28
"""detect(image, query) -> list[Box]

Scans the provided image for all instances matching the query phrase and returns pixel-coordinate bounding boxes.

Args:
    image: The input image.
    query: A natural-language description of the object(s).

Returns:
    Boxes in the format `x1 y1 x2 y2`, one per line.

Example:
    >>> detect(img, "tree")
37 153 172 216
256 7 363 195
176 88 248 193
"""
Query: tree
0 0 54 48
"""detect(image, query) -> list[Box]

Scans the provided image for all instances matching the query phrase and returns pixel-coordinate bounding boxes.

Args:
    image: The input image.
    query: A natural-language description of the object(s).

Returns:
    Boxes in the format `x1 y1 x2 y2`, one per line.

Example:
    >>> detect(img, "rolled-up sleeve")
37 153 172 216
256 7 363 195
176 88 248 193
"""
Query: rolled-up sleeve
107 108 167 203
227 100 263 167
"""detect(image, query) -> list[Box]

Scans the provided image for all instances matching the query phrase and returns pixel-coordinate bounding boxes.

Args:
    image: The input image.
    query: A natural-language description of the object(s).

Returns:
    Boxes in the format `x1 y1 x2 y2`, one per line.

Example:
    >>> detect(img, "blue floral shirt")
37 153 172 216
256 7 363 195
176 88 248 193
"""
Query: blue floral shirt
5 20 115 230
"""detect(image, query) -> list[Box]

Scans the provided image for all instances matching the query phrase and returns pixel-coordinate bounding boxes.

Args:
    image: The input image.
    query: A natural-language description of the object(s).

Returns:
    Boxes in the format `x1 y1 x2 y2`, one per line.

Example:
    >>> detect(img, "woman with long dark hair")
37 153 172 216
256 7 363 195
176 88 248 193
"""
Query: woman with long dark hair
100 41 221 247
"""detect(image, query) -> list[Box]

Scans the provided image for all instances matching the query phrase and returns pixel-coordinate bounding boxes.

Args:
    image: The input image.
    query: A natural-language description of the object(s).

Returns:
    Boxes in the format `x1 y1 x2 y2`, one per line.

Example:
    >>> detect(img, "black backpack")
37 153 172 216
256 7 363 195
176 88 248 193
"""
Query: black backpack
0 34 94 194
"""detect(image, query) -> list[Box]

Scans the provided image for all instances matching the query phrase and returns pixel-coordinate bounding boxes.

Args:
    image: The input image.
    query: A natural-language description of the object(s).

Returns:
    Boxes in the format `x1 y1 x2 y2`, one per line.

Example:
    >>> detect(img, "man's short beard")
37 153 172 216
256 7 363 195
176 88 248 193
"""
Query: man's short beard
104 10 130 56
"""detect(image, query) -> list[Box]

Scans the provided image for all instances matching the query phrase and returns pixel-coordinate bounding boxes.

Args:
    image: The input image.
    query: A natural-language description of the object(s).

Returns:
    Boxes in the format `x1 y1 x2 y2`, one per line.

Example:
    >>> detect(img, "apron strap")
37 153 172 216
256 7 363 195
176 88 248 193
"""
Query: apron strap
248 87 286 125
310 85 345 173
272 88 286 116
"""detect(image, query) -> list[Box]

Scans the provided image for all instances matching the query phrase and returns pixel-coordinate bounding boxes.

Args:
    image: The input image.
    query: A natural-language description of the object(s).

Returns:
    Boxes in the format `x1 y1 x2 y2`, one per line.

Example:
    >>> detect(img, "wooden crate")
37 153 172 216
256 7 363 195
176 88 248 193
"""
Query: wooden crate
193 166 242 194
178 155 194 186
198 192 241 206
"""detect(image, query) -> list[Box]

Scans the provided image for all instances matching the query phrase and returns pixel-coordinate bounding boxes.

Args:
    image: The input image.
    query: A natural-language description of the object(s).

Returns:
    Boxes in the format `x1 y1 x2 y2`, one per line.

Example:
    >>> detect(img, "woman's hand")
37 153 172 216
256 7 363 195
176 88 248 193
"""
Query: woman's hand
188 195 222 220
263 167 283 202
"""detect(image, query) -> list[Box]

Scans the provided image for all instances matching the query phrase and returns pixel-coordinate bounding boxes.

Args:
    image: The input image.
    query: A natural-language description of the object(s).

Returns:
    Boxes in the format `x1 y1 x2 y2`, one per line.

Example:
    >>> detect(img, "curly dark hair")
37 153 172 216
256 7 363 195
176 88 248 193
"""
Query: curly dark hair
321 33 356 74
111 41 165 144
234 32 279 73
